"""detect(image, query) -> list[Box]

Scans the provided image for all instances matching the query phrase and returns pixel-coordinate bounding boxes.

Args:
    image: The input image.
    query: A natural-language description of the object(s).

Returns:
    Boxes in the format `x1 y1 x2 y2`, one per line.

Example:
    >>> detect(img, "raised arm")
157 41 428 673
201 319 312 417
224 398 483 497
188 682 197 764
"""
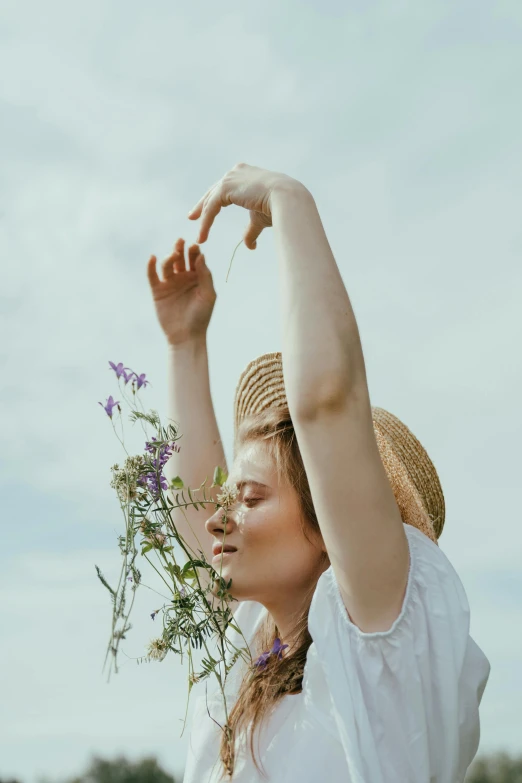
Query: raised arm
188 163 409 632
271 183 409 632
147 239 228 577
164 338 228 567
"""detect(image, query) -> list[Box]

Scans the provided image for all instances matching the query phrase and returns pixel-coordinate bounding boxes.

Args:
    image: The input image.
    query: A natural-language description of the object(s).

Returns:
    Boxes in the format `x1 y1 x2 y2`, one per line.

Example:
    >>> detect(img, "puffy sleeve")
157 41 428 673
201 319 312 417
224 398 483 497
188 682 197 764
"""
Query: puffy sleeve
307 523 491 783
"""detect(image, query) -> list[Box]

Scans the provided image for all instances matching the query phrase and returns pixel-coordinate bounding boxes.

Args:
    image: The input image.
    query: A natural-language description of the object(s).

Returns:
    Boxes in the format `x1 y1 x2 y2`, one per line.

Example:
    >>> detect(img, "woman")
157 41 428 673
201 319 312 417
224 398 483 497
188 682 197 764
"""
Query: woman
147 163 490 782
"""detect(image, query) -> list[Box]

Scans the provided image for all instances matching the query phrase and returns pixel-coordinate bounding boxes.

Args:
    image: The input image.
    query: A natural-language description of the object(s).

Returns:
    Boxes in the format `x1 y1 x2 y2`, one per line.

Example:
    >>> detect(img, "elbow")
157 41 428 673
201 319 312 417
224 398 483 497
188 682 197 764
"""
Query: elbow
291 371 353 421
292 362 371 421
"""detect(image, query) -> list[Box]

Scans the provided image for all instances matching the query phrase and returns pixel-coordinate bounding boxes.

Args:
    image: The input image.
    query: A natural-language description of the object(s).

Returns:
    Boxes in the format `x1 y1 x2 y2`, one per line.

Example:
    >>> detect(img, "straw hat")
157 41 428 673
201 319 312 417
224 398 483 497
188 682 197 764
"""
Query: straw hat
233 352 445 543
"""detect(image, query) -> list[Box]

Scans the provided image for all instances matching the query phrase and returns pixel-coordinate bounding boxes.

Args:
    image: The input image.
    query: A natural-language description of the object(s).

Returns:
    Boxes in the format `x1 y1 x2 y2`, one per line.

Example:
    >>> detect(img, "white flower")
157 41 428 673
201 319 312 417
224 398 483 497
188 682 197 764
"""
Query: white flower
110 455 147 503
216 482 239 509
147 637 168 661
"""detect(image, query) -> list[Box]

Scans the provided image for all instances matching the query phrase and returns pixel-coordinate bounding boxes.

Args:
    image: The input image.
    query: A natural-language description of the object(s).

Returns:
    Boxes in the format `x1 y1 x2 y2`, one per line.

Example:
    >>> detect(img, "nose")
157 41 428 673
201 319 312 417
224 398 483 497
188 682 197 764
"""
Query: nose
205 505 236 538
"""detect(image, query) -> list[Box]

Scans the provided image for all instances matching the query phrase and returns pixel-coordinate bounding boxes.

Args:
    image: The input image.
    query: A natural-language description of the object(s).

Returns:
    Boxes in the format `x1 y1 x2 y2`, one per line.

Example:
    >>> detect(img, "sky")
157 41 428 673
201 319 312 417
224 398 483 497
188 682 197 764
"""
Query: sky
1 0 521 780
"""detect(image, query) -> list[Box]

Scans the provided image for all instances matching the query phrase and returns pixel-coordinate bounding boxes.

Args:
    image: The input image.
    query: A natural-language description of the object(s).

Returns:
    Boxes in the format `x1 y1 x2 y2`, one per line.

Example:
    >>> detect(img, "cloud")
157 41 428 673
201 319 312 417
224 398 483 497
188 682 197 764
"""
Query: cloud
1 0 521 779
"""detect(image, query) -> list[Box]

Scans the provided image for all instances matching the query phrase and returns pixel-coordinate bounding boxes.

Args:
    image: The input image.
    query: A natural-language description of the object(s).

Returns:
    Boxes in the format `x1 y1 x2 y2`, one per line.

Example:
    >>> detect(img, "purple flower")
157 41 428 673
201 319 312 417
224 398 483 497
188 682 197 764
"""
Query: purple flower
151 610 158 620
271 638 289 660
109 361 149 390
134 372 149 390
253 651 271 670
109 361 126 379
253 637 289 670
139 438 181 498
121 368 134 385
98 396 120 418
137 470 169 499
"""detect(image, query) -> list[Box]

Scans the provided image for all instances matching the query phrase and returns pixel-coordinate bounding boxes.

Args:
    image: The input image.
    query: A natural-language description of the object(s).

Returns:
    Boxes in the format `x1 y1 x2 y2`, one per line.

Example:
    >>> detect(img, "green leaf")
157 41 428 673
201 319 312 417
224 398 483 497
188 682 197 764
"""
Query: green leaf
141 544 153 555
187 486 199 511
188 558 208 569
181 561 197 579
170 476 184 489
211 466 228 488
95 565 116 596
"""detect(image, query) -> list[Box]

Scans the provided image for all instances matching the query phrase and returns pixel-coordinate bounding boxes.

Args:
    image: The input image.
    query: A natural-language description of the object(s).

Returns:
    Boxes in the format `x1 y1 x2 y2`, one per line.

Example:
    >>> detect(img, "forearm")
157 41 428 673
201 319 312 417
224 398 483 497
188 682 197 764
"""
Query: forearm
166 338 228 487
164 339 228 557
271 183 368 419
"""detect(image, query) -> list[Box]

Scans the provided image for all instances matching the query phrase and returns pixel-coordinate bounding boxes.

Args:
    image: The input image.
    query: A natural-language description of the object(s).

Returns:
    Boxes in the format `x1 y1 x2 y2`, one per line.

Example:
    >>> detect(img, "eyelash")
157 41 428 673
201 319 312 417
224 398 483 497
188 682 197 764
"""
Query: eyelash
243 497 260 507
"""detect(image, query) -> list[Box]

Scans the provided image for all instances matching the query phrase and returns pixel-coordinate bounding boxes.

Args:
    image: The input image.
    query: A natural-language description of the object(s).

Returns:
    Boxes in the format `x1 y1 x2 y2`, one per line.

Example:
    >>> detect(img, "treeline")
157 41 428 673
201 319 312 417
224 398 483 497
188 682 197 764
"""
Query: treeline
0 756 178 783
1 750 521 782
465 752 522 782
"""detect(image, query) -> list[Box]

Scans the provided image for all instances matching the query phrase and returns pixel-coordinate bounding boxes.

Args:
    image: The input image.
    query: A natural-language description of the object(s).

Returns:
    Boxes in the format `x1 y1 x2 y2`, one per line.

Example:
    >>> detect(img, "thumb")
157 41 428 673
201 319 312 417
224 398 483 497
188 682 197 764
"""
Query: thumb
244 211 271 250
243 226 260 250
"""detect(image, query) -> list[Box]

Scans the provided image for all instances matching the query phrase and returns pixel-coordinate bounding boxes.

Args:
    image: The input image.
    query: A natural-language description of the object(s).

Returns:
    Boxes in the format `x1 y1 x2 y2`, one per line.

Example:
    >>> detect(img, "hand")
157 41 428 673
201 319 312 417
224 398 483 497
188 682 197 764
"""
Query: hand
147 238 216 347
187 162 303 250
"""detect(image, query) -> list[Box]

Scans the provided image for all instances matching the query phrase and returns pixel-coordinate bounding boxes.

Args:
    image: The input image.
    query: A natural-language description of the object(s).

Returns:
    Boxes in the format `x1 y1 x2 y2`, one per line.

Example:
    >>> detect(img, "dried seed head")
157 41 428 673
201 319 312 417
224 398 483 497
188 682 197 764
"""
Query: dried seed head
216 482 239 509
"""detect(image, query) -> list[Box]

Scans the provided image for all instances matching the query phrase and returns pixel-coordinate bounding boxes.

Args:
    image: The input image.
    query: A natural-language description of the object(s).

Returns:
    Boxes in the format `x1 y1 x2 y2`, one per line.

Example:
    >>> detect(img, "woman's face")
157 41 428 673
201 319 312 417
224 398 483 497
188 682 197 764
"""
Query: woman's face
204 440 327 614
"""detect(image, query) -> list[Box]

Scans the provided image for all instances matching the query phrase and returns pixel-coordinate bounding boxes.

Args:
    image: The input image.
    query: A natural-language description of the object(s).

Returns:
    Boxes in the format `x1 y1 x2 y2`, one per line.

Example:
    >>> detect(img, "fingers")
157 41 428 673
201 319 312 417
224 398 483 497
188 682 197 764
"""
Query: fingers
243 220 264 250
197 189 225 244
161 255 176 278
172 238 186 273
187 184 214 220
148 240 204 284
195 253 216 298
243 225 261 250
187 200 203 219
162 239 190 277
156 240 181 280
243 211 271 250
146 255 161 288
188 243 200 272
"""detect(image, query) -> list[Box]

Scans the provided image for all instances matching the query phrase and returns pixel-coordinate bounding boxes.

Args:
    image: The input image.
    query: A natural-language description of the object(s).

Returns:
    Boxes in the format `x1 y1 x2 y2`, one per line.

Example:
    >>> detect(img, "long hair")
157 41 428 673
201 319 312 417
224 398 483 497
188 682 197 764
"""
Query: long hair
218 404 330 779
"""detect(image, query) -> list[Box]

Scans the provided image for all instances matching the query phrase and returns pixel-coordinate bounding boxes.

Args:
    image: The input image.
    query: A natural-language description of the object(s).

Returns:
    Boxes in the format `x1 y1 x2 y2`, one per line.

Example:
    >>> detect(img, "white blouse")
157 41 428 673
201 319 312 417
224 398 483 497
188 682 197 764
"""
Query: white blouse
183 524 490 782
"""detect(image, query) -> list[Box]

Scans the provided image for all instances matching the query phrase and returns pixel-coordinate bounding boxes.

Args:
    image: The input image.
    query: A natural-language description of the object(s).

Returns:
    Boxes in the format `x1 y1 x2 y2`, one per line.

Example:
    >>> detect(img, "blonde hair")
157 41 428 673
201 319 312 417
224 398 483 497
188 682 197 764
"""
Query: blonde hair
219 404 329 779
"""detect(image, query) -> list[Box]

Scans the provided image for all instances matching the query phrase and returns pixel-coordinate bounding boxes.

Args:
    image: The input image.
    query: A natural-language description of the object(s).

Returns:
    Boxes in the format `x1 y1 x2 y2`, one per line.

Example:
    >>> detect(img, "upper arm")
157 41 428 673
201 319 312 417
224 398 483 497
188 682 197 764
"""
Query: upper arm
292 382 409 633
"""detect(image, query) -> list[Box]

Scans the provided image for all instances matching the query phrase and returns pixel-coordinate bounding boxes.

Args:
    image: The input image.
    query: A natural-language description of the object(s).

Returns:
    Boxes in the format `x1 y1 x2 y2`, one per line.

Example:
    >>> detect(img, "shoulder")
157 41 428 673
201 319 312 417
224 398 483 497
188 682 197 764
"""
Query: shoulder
310 524 472 646
304 525 491 780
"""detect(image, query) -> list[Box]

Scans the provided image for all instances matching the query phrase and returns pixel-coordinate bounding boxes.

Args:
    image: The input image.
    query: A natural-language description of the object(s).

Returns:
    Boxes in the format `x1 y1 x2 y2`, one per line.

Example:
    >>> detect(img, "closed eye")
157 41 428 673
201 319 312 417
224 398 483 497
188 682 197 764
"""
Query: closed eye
243 497 260 507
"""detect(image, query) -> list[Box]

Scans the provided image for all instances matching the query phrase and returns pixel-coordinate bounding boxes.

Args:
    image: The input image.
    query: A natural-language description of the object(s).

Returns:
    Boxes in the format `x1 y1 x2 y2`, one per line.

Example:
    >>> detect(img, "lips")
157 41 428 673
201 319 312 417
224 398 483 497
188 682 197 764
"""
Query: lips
212 542 238 557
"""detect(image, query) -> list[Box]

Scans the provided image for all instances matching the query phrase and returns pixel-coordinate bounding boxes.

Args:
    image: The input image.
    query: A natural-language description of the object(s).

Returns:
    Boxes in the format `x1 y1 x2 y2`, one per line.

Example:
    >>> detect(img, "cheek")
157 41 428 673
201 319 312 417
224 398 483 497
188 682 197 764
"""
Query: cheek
243 501 300 551
242 507 278 544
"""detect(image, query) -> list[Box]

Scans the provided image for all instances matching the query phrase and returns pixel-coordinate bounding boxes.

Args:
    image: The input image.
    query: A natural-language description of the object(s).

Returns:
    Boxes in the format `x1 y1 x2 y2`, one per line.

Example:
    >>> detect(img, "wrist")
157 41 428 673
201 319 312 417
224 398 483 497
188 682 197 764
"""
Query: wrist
167 335 208 356
270 178 314 213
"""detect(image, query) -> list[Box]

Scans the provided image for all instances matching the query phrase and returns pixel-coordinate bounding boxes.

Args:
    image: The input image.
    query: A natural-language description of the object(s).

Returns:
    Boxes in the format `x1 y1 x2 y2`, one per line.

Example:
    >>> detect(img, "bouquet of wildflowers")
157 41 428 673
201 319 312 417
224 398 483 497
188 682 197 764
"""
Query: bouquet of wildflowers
96 360 253 734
